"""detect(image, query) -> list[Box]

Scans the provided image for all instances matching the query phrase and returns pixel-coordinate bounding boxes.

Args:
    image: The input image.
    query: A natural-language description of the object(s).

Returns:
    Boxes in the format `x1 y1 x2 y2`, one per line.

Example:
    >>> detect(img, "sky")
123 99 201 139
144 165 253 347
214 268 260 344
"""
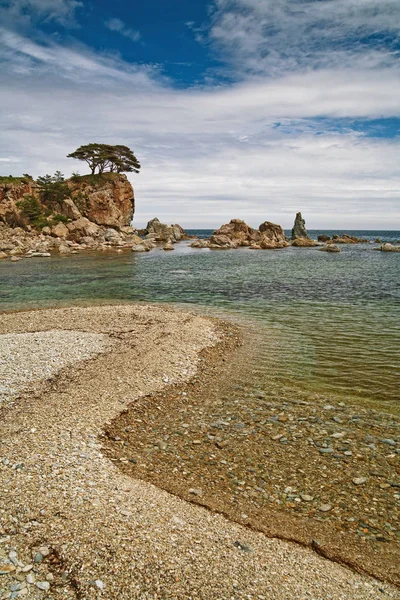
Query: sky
0 0 399 229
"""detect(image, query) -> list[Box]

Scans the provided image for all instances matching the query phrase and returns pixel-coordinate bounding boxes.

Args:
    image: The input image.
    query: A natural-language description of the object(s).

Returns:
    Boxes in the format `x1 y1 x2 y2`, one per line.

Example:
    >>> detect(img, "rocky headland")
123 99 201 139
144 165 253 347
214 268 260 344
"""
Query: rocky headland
0 175 189 259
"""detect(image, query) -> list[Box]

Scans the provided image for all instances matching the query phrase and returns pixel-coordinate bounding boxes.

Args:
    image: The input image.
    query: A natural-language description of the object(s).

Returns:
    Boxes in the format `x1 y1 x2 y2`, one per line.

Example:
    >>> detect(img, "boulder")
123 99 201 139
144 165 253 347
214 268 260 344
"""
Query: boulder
209 234 237 248
51 222 69 238
61 198 82 221
318 234 331 242
319 244 340 252
144 217 186 243
163 240 174 251
291 212 309 240
291 237 318 247
131 244 150 252
67 217 100 239
212 219 254 247
378 243 400 253
332 233 368 244
0 251 7 259
190 239 210 249
258 221 288 248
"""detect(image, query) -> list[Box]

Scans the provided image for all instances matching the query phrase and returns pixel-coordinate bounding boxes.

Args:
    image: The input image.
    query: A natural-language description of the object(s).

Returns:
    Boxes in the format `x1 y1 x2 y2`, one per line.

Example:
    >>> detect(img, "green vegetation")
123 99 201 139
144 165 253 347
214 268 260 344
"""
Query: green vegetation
16 195 49 229
36 171 70 209
0 175 30 184
67 143 140 175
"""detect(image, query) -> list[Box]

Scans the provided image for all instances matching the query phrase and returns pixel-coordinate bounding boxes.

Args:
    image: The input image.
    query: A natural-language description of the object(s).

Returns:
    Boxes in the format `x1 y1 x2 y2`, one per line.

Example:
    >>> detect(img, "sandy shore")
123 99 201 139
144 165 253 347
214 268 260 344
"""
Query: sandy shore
0 304 398 599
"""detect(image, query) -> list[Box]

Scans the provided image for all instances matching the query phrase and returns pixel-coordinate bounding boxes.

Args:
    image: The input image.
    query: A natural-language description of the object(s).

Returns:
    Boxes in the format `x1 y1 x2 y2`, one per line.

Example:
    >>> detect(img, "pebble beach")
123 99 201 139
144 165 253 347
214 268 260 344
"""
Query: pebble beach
0 304 399 599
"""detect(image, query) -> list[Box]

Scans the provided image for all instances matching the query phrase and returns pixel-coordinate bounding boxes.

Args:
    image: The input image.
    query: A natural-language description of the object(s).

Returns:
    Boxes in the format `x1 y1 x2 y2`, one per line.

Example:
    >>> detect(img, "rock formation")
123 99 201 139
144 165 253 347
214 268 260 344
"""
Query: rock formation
191 219 288 250
0 174 140 259
377 243 400 253
291 237 319 247
68 174 134 228
318 244 340 252
331 234 368 244
142 218 187 243
291 212 309 240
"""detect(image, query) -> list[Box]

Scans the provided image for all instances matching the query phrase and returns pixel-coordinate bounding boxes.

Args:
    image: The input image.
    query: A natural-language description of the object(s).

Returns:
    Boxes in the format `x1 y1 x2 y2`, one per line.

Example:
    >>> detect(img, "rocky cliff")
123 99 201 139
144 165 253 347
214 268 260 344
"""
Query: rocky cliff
0 173 134 230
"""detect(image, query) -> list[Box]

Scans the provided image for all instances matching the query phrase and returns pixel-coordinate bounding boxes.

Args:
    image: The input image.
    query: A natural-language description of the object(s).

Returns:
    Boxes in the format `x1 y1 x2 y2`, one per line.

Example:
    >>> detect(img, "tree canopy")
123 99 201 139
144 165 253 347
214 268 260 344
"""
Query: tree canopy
67 143 141 175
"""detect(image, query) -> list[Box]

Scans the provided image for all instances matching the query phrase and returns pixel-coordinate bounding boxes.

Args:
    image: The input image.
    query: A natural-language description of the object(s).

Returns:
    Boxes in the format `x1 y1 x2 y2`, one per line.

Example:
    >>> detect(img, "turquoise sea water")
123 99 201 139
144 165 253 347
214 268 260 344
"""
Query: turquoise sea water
0 230 399 406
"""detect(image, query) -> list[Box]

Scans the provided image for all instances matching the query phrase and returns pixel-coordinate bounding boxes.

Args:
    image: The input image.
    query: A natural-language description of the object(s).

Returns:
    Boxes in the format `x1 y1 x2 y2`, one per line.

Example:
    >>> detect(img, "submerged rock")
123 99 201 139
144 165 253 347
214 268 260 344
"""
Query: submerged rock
291 212 309 240
318 244 340 253
291 237 318 247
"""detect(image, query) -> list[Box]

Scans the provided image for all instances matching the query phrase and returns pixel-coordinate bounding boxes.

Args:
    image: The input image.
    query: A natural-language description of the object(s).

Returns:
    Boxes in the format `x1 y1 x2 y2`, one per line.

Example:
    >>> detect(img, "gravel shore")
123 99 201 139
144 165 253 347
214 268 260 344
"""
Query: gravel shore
0 305 398 599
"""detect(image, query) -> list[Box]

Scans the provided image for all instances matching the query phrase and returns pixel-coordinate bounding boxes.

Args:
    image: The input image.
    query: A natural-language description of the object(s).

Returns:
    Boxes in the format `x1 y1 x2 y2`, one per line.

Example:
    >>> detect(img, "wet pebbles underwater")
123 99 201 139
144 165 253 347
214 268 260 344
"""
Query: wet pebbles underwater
104 327 400 586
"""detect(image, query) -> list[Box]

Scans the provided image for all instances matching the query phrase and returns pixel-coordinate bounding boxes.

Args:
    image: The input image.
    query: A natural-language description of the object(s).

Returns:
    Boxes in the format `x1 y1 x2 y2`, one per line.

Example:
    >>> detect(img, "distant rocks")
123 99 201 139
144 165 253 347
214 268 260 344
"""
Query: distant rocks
142 217 188 243
318 234 331 243
377 243 400 253
331 233 368 244
319 244 340 253
192 218 289 250
291 237 318 247
291 212 309 240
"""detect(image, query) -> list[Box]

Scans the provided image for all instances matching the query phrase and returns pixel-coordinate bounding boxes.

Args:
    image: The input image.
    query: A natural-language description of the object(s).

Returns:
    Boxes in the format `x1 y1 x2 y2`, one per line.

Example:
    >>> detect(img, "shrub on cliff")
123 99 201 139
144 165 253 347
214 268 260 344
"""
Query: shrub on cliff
36 172 70 209
67 143 140 175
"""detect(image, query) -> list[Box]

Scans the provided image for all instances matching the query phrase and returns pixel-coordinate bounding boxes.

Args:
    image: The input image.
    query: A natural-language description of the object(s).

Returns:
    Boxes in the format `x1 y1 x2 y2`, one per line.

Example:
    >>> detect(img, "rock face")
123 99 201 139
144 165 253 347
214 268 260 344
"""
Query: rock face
68 174 134 228
291 212 309 240
0 174 139 258
258 221 288 249
0 174 134 230
143 218 187 243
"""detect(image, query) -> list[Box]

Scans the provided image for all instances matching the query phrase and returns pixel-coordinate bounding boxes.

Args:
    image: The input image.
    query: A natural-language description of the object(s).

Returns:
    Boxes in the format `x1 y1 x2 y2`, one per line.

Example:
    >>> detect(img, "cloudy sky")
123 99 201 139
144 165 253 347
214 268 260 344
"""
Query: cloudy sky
1 0 399 229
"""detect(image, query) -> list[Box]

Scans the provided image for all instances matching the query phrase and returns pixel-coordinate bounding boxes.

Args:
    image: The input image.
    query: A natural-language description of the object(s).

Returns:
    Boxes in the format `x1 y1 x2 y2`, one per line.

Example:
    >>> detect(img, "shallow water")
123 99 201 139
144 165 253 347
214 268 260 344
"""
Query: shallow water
0 230 399 406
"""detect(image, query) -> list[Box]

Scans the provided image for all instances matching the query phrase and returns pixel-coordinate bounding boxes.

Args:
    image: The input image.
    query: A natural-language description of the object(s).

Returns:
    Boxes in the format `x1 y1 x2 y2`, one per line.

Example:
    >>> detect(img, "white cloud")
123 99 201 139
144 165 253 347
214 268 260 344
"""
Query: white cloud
207 0 400 77
105 18 141 43
0 0 83 26
0 15 399 229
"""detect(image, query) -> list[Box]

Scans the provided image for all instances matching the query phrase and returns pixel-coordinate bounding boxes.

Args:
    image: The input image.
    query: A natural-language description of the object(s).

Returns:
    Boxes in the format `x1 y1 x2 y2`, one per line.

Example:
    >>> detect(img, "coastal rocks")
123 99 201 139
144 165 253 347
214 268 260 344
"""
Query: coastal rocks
190 239 210 249
332 234 368 244
67 217 100 240
291 212 309 240
291 237 318 247
204 219 288 250
258 221 288 249
378 243 400 253
163 241 174 251
319 244 340 253
144 218 187 243
61 198 82 220
51 222 69 238
209 234 237 249
212 219 255 247
318 234 331 242
68 173 135 228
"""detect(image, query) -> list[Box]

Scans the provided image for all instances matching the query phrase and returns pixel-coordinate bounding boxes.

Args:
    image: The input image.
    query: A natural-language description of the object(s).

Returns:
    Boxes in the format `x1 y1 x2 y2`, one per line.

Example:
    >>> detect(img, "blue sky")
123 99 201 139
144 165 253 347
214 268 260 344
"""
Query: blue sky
0 0 399 228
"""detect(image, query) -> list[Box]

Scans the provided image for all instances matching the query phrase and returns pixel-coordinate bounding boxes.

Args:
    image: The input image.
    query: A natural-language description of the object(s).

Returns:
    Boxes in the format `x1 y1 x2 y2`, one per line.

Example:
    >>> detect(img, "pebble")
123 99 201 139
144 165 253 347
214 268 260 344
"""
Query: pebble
381 439 396 446
35 582 50 591
33 553 43 563
301 495 314 502
189 488 203 496
353 477 367 485
95 579 104 591
319 504 332 512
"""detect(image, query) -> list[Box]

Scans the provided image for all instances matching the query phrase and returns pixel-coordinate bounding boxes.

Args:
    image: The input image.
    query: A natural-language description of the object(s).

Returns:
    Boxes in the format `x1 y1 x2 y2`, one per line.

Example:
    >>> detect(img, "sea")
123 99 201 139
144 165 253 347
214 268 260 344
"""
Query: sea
1 230 399 407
